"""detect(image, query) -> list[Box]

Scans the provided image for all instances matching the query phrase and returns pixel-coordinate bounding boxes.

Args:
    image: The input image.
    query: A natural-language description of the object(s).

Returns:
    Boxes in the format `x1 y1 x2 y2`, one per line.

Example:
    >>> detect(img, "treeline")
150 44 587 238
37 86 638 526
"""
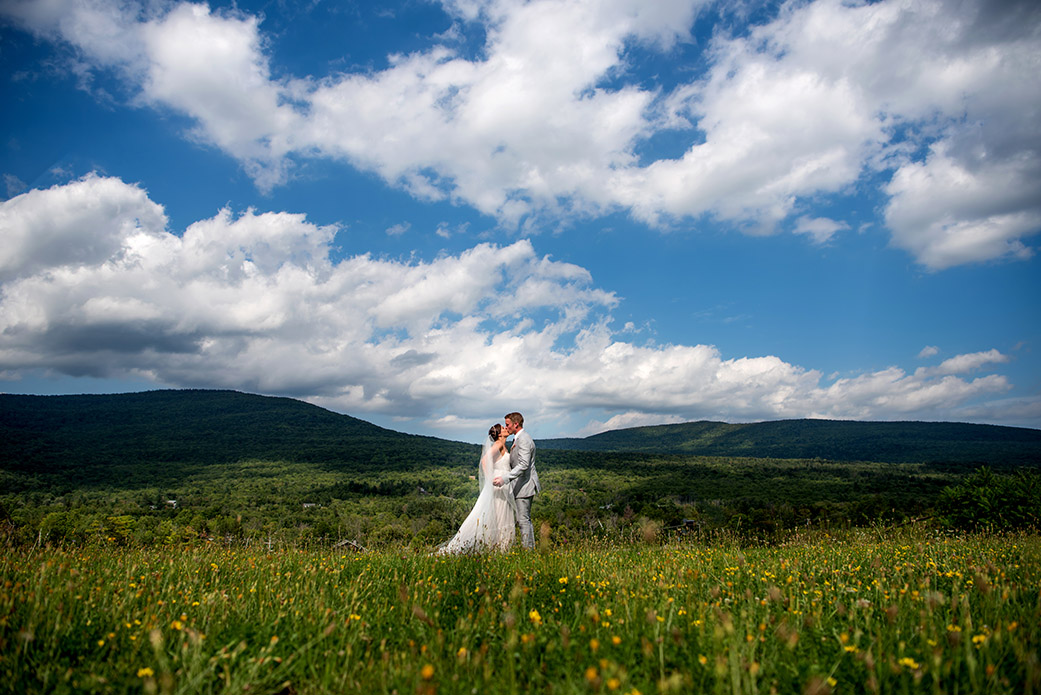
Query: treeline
3 391 1039 548
541 419 1041 465
0 390 470 485
4 455 1038 549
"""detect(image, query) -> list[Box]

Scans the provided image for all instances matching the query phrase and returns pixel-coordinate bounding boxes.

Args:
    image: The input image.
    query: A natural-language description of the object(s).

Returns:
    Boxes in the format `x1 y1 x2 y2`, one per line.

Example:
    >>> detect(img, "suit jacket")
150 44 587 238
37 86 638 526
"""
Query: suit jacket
507 428 540 498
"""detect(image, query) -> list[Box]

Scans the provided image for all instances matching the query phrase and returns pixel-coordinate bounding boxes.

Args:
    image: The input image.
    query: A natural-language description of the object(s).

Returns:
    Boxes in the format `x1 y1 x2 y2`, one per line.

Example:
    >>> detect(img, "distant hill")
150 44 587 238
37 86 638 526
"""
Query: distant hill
0 390 471 484
540 419 1041 466
3 391 1040 544
3 392 1039 492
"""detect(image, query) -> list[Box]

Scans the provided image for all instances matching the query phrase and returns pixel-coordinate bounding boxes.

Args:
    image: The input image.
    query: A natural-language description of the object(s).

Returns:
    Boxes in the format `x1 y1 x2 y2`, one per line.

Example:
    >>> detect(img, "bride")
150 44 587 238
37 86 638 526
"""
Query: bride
437 424 517 554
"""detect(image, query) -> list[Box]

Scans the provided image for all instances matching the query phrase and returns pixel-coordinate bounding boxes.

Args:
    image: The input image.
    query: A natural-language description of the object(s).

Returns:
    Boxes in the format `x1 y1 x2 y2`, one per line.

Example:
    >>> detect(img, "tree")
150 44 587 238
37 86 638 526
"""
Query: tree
938 467 1041 531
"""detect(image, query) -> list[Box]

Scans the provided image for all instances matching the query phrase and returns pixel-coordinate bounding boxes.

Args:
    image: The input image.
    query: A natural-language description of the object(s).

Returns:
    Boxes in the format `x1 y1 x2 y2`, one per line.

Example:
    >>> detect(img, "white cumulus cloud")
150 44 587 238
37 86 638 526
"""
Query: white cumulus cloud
794 216 849 245
0 175 1025 438
3 0 1038 267
934 349 1009 376
577 412 688 438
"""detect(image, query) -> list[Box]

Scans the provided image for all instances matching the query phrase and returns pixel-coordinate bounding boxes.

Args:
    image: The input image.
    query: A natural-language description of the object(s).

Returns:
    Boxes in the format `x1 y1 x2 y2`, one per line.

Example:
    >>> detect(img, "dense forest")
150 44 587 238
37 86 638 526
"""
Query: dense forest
2 390 1039 548
541 418 1041 465
0 390 469 484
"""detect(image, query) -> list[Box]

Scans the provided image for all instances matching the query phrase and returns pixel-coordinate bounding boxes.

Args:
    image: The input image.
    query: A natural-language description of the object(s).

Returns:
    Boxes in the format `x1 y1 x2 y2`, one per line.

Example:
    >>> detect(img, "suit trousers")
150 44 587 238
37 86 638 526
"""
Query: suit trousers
515 496 535 549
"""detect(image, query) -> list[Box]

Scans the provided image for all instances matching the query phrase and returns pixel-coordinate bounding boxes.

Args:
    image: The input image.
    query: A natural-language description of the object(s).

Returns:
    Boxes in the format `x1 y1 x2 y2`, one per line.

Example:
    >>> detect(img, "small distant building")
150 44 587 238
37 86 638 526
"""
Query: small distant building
333 538 367 553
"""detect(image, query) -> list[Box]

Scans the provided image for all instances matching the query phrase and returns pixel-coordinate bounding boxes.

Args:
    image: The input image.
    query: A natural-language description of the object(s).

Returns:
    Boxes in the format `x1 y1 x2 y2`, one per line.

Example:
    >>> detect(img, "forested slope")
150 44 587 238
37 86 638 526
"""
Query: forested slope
0 390 472 487
540 419 1041 465
2 391 1039 545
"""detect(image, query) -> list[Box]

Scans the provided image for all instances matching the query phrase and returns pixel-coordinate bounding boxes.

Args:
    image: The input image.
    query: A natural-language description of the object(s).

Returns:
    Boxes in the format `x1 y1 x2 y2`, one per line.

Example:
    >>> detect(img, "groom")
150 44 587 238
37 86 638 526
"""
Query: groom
494 411 540 549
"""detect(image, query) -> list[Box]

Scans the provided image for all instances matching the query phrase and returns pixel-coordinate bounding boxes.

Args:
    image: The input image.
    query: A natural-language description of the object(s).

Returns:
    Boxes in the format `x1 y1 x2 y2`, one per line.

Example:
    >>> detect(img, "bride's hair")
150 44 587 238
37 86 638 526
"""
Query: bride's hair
488 423 502 442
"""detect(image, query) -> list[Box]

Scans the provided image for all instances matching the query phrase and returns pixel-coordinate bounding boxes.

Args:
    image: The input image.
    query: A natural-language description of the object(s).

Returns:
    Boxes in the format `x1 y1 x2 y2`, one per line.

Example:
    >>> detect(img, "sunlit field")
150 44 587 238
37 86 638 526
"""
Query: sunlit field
2 529 1039 694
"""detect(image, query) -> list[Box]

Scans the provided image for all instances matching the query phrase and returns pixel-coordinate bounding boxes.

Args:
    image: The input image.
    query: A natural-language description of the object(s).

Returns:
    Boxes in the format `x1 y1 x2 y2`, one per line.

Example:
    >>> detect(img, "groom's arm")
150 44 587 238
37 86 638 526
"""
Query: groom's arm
507 435 534 481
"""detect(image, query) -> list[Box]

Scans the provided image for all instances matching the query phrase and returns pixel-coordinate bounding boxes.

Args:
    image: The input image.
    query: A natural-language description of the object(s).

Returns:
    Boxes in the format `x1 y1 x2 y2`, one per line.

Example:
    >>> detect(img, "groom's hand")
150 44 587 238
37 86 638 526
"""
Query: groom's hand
493 476 503 487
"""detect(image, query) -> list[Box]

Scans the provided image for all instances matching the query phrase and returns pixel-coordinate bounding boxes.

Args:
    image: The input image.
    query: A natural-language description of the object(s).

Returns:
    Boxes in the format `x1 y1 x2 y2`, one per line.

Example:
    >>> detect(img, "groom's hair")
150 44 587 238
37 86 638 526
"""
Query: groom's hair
505 412 524 427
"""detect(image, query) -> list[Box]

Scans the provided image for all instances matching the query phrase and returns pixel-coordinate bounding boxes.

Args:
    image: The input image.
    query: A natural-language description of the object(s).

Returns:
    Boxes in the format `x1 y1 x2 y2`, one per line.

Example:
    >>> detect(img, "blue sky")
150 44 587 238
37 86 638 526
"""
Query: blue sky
1 0 1039 442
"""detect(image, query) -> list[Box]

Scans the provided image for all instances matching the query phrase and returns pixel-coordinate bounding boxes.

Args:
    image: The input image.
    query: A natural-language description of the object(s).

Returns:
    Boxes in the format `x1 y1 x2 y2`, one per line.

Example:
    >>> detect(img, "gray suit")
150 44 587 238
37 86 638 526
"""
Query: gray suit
507 428 539 548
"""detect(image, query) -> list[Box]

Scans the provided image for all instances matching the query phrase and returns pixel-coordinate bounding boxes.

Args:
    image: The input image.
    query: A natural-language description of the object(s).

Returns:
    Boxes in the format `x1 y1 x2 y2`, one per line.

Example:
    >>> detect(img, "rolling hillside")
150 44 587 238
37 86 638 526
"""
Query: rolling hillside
540 418 1041 465
0 390 472 484
2 391 1039 544
3 391 1039 486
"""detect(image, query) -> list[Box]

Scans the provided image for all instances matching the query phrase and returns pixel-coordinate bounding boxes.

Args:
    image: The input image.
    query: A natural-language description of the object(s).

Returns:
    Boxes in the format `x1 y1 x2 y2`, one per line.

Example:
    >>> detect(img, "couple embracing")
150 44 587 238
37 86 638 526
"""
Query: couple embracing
438 412 540 554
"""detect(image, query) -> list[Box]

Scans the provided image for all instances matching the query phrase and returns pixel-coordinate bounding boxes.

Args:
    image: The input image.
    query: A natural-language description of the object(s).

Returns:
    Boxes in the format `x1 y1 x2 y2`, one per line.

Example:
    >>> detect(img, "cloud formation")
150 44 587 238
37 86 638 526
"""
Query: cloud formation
2 0 1038 268
0 175 1023 437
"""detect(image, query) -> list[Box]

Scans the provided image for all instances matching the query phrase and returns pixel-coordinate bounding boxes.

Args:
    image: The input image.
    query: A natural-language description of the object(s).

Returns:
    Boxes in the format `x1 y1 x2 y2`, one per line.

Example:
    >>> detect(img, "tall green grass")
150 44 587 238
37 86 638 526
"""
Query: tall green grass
2 530 1038 694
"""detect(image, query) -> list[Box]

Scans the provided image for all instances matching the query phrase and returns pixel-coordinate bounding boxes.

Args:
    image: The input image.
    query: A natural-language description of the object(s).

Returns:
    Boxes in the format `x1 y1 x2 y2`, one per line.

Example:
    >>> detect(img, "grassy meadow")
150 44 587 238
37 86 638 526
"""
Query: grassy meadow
2 529 1039 695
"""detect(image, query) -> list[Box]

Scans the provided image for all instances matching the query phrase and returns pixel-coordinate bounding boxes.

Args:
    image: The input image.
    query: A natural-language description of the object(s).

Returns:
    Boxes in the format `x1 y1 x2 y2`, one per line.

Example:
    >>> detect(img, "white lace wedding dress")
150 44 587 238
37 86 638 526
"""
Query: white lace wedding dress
437 445 517 554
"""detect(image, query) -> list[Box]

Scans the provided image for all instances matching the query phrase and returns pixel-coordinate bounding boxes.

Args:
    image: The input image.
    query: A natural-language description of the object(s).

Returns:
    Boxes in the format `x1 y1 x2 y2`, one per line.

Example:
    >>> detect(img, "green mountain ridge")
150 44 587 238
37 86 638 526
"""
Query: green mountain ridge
2 391 1039 482
2 390 1039 545
0 390 470 485
542 418 1041 465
